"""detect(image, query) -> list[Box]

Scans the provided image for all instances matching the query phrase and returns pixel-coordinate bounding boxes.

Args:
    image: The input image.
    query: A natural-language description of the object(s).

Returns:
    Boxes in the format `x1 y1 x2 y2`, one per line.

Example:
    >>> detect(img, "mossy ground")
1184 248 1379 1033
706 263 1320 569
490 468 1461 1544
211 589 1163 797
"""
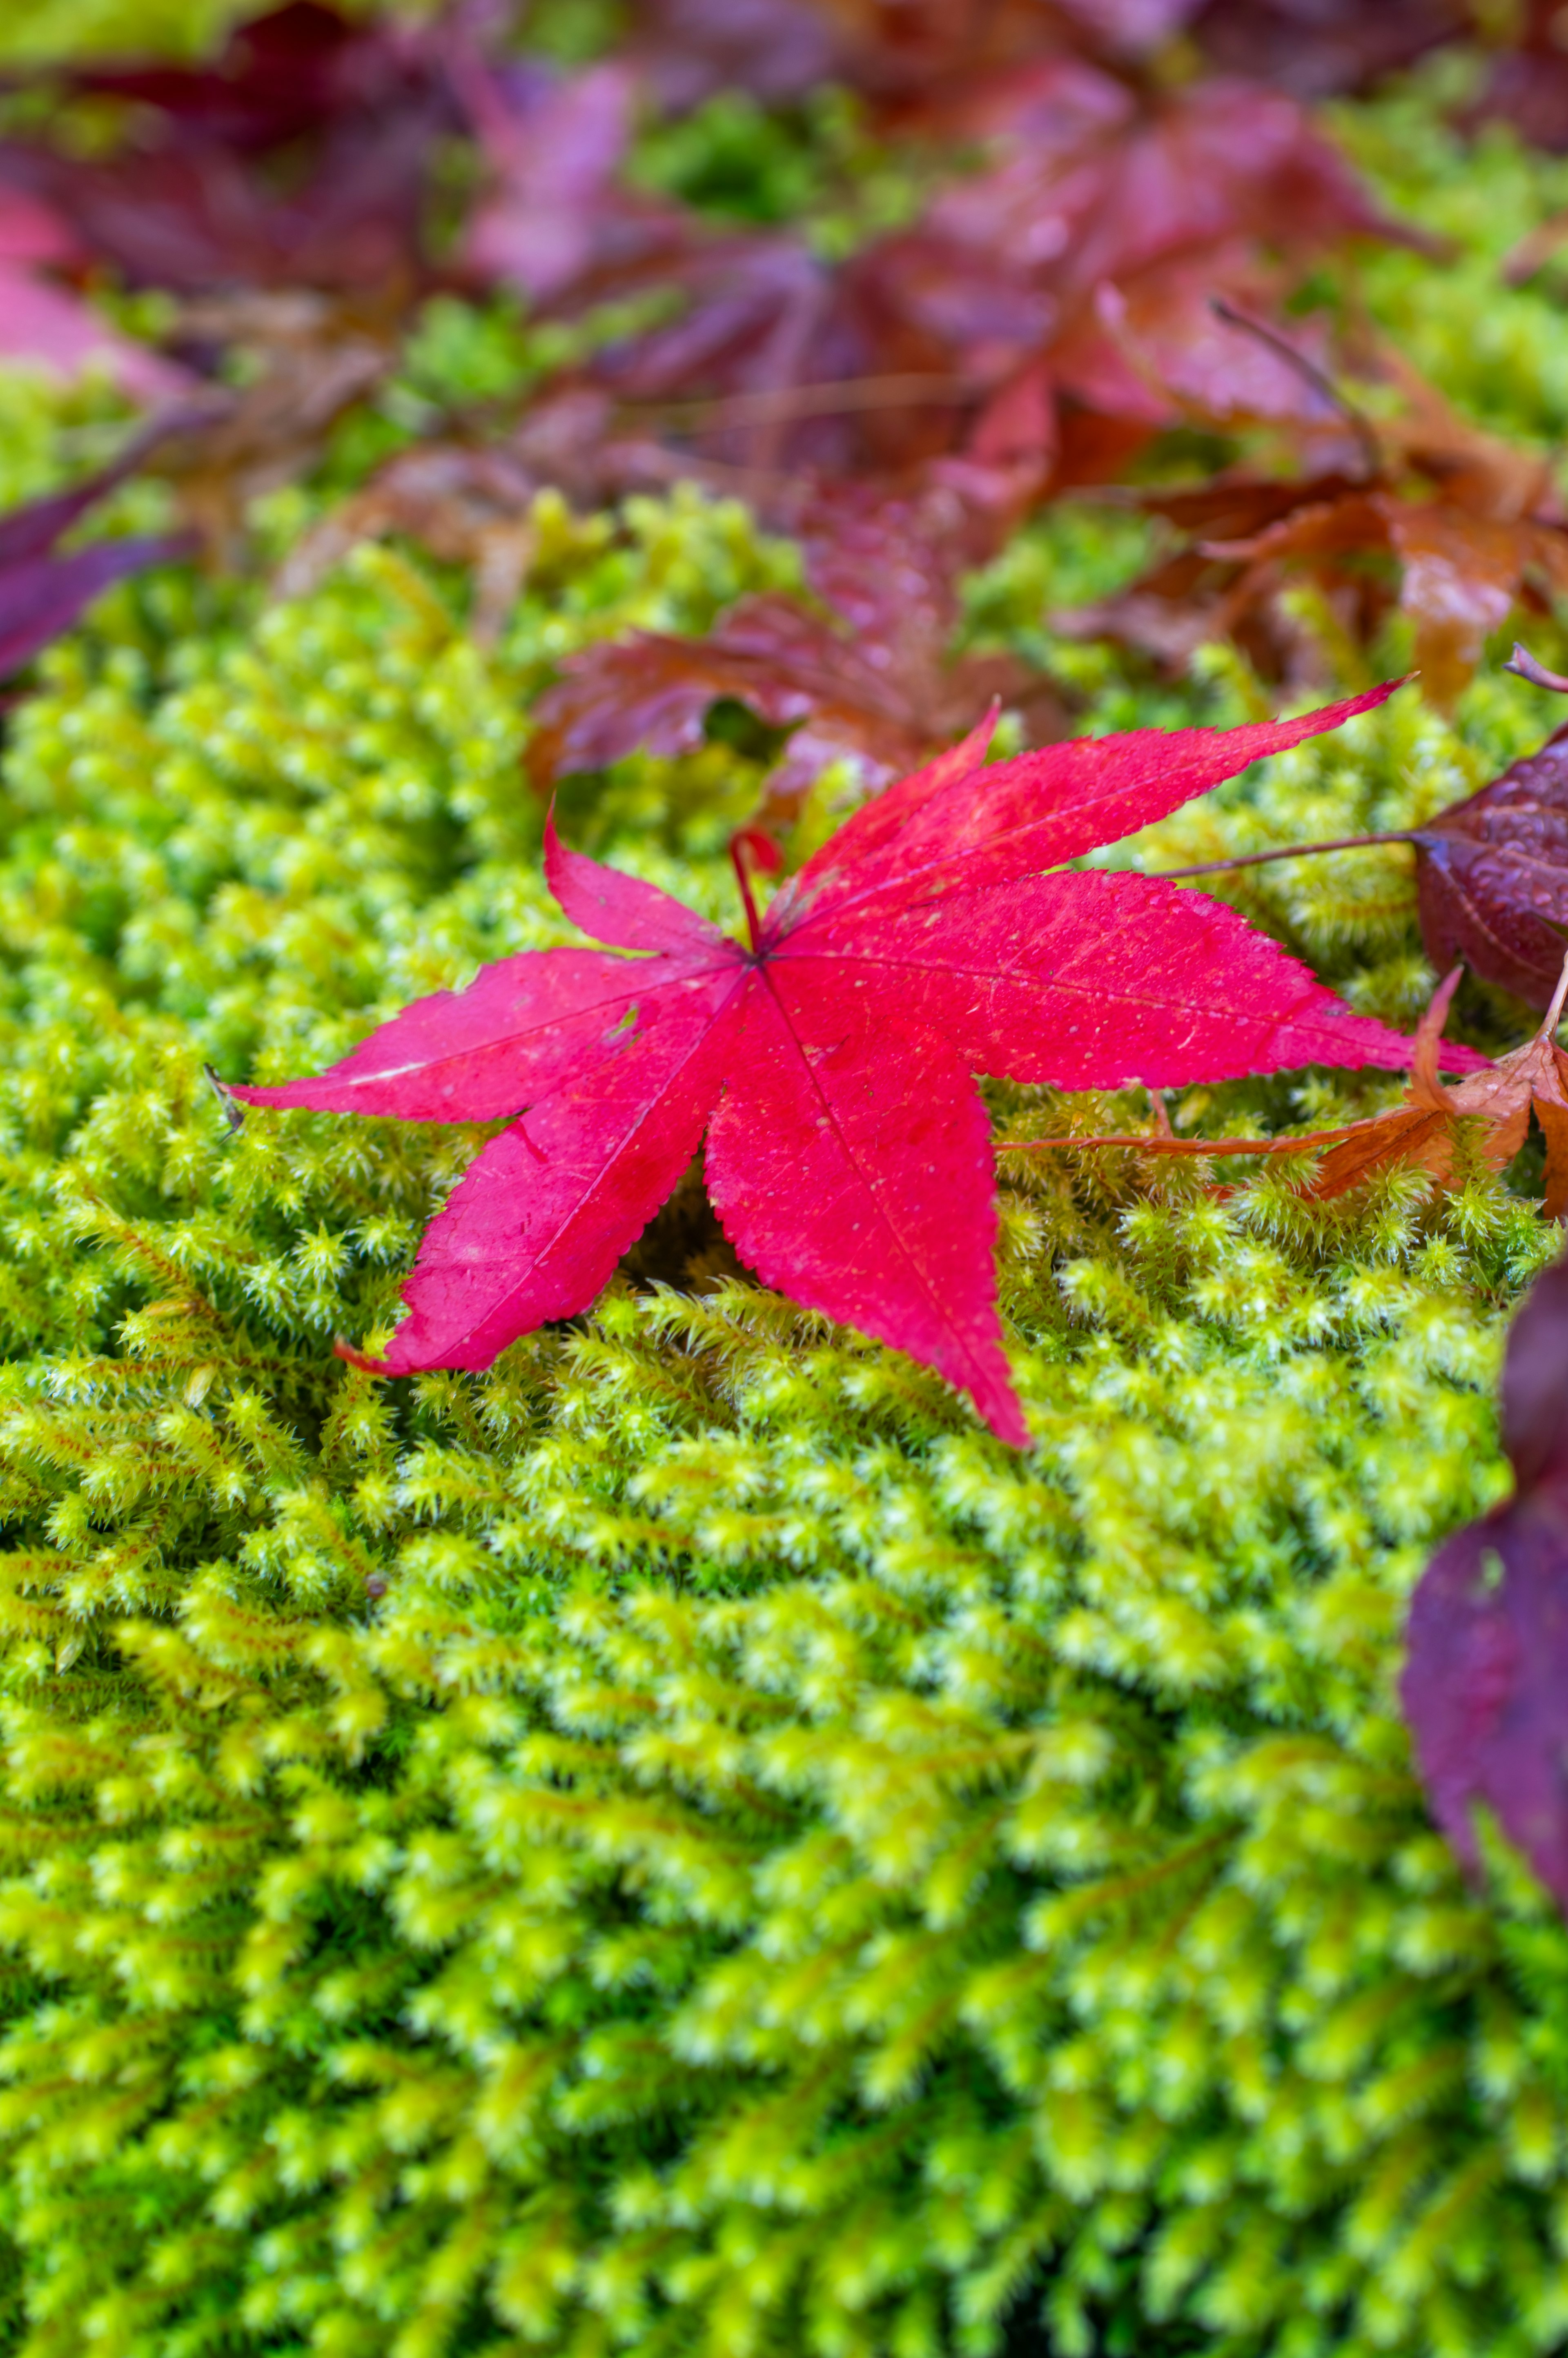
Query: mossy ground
1 41 1568 2358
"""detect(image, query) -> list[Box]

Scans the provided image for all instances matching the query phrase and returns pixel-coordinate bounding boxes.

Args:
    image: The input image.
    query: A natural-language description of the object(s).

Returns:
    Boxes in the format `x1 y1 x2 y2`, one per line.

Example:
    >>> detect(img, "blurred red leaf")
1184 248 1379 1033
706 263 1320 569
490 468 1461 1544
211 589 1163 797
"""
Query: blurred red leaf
1462 3 1568 152
623 0 844 108
1411 725 1568 1010
0 123 440 297
1060 359 1568 708
1403 1246 1568 1917
462 38 1407 494
0 0 460 296
1190 0 1467 97
528 483 1055 811
61 0 440 149
0 188 190 399
461 60 659 305
0 430 194 681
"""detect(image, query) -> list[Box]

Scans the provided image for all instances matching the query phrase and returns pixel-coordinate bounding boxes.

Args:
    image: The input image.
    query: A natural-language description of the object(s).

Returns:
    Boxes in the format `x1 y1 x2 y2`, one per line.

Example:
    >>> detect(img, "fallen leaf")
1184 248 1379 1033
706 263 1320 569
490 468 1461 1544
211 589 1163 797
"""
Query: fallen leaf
1191 0 1466 96
1061 358 1568 706
1402 1246 1568 1916
1052 0 1206 58
231 685 1425 1438
0 189 190 401
64 0 438 152
1407 724 1568 1011
0 428 195 681
1461 1 1568 153
1209 493 1559 714
622 0 844 111
1306 963 1568 1206
0 126 438 300
461 59 661 307
835 62 1408 485
458 48 846 488
465 40 1405 495
0 0 457 297
528 481 1050 811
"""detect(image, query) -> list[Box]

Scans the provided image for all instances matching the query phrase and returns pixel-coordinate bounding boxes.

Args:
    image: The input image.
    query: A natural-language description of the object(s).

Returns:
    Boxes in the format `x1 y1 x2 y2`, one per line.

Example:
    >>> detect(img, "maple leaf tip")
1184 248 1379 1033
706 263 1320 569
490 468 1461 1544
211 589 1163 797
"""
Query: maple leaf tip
202 1062 245 1133
334 1336 392 1376
985 1389 1033 1451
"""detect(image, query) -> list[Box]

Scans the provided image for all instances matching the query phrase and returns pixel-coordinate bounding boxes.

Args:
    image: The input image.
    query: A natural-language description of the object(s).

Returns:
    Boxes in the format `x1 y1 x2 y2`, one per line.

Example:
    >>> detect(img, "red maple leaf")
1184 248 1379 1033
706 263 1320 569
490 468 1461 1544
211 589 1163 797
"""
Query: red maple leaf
232 686 1433 1445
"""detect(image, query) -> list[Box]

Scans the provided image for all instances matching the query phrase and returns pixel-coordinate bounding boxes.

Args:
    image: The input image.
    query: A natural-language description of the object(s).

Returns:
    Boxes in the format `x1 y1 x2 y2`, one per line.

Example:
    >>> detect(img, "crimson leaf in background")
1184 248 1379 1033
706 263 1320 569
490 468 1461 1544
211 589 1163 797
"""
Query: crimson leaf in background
1410 726 1568 1012
234 687 1419 1443
1404 1249 1568 1915
528 484 1052 811
0 0 459 296
0 432 194 682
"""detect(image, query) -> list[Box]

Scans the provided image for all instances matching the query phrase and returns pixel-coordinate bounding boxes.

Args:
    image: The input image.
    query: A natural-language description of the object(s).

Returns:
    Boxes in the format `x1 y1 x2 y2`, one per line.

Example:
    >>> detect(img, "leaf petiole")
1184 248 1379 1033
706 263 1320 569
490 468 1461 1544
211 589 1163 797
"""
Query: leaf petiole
729 828 780 953
1152 830 1414 882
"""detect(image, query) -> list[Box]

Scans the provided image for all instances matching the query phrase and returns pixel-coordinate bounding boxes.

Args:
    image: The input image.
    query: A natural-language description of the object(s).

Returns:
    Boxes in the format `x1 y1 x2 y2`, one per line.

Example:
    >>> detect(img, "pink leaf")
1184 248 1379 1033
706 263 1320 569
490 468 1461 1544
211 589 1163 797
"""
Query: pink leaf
775 679 1405 924
777 870 1435 1091
542 809 735 956
0 195 189 399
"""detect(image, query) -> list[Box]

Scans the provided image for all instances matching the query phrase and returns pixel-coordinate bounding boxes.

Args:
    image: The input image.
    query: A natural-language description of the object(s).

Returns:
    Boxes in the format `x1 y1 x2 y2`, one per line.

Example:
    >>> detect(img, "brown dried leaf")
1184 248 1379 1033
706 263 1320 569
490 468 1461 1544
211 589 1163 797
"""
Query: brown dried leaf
1060 360 1568 707
1000 965 1568 1212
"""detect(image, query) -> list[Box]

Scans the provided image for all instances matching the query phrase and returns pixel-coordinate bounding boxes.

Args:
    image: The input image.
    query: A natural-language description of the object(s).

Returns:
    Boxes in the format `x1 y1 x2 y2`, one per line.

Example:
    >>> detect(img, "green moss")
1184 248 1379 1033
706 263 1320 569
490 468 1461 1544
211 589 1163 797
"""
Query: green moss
1336 62 1568 461
0 442 1559 2358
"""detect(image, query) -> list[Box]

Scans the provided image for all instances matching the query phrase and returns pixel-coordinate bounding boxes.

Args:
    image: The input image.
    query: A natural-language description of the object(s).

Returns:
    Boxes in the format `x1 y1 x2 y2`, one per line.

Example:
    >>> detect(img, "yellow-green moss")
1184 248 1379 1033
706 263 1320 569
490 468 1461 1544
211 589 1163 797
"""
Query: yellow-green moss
0 465 1560 2358
0 45 1566 2355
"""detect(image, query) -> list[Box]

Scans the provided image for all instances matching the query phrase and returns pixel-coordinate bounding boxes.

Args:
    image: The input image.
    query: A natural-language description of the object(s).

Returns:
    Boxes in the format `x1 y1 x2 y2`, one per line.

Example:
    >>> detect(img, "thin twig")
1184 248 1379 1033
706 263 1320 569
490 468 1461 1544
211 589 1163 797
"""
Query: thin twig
629 373 980 432
1151 830 1413 882
1209 298 1383 479
996 1131 1341 1158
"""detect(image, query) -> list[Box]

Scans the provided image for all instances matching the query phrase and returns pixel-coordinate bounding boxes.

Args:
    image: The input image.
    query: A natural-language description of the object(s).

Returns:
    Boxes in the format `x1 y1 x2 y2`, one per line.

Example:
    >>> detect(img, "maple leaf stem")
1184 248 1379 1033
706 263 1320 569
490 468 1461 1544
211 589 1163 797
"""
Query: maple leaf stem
628 373 979 431
1505 641 1568 695
1152 831 1414 881
1209 298 1383 478
996 1132 1317 1158
730 835 766 953
1545 948 1568 1035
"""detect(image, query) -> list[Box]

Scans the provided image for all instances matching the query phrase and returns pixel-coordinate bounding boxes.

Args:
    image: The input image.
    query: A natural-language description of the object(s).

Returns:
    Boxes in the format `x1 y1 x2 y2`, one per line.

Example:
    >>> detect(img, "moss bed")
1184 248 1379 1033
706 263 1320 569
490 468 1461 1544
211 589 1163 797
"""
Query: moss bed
1 24 1568 2358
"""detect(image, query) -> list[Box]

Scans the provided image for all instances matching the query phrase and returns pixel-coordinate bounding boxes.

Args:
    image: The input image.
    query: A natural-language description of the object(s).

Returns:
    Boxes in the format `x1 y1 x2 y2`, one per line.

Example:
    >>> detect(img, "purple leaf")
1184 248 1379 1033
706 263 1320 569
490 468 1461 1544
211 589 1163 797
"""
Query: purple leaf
1403 1254 1568 1913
